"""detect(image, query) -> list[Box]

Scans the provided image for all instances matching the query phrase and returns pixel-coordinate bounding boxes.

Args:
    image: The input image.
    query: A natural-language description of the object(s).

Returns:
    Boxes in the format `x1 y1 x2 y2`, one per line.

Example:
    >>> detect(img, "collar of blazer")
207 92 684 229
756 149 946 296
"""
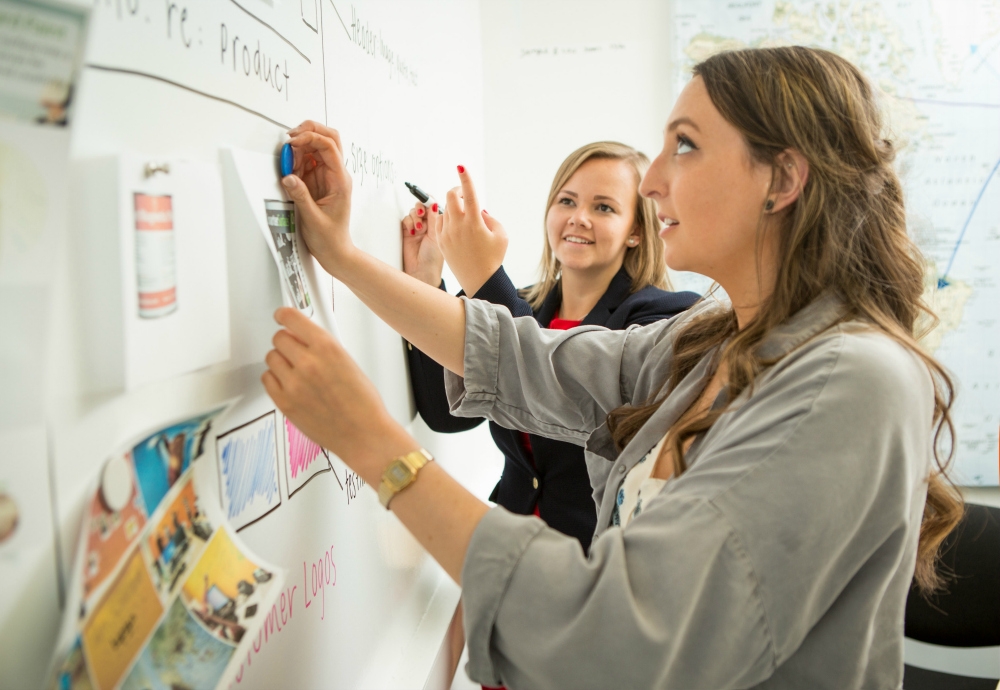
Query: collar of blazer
535 265 634 328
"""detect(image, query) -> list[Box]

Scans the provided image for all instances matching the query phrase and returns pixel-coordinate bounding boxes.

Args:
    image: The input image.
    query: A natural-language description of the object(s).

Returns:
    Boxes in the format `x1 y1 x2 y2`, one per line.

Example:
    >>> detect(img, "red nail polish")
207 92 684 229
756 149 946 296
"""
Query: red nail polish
483 209 489 215
416 221 423 230
417 208 424 216
431 203 438 213
457 165 465 174
410 228 415 235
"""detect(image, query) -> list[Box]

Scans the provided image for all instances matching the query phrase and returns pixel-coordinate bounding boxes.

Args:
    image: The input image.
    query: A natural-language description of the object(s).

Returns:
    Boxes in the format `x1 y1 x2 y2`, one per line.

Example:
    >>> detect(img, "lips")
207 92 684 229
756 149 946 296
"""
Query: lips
563 235 594 245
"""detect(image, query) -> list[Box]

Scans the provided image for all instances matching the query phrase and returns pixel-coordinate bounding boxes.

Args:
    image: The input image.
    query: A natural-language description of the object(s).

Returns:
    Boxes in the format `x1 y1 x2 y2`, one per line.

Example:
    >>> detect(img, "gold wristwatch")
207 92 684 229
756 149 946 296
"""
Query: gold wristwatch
378 448 434 509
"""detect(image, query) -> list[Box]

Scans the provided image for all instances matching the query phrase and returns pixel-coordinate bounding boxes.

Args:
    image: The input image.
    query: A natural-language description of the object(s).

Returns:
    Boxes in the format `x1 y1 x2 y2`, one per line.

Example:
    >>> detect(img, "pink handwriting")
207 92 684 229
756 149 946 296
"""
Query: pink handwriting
231 582 298 685
304 543 337 620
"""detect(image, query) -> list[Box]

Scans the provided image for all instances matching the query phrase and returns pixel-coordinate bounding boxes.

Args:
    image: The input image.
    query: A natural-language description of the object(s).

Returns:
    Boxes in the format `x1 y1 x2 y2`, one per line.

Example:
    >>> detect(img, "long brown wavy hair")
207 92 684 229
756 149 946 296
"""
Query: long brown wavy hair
524 141 669 310
606 46 963 593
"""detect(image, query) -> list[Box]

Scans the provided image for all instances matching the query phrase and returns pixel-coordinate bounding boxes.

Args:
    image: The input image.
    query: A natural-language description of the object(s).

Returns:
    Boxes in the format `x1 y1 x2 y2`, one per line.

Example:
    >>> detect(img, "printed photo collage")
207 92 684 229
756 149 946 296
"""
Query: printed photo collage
48 407 285 690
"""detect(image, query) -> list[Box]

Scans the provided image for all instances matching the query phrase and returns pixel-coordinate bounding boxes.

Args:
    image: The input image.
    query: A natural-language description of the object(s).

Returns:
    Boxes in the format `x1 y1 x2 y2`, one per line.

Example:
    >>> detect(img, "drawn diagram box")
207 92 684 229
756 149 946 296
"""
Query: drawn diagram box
216 412 282 531
74 154 231 392
281 415 332 497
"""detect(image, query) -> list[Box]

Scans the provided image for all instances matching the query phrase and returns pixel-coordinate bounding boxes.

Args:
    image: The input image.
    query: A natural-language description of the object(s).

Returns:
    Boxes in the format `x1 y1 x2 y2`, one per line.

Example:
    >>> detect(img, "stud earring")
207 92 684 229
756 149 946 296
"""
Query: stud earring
627 238 638 247
764 199 775 211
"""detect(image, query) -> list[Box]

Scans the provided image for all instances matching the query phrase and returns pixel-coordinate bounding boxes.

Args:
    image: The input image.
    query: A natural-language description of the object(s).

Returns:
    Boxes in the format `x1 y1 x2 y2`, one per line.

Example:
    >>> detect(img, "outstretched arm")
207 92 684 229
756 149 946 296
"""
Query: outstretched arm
284 121 501 376
263 307 488 582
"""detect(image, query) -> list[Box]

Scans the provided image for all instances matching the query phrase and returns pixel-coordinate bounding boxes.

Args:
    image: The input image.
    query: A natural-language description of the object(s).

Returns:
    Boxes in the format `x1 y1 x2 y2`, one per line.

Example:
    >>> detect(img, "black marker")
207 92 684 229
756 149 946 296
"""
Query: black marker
405 181 444 214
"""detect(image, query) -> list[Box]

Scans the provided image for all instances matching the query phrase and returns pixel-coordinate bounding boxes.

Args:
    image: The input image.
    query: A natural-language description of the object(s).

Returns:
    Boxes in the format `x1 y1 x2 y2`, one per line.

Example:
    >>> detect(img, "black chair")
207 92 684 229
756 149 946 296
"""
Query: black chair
904 503 1000 690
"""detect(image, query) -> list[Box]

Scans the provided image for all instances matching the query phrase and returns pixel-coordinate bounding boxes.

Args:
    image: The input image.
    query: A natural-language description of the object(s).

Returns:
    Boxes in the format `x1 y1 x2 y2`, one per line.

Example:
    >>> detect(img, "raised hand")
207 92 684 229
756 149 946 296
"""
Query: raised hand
401 202 445 287
283 121 355 274
263 307 417 474
438 166 508 297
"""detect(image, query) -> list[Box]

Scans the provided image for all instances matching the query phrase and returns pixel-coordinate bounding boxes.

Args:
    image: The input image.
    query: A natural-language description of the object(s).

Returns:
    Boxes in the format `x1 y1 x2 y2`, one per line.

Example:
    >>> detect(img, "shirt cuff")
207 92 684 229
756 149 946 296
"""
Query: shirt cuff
471 266 519 306
461 507 547 686
444 297 500 418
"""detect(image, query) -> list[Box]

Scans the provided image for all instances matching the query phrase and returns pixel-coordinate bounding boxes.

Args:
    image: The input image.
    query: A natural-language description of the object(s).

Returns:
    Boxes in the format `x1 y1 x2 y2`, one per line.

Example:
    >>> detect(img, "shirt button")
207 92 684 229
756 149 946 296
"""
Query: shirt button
618 465 626 474
532 477 539 489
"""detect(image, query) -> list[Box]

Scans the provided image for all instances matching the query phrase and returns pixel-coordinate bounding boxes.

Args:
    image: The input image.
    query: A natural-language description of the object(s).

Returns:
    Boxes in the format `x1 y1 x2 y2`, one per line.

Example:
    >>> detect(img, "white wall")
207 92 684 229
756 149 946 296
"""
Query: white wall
479 0 676 290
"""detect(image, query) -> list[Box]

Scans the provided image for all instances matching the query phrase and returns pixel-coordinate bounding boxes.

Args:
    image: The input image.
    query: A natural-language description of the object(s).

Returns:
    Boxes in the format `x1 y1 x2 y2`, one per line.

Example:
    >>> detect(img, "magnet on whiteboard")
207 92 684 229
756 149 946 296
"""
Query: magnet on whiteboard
100 454 133 513
280 143 294 177
143 161 171 178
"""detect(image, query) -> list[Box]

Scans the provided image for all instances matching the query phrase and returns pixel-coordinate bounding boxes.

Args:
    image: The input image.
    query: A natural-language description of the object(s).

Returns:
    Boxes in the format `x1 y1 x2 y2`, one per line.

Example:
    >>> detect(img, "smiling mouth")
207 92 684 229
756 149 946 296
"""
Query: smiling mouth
563 236 594 245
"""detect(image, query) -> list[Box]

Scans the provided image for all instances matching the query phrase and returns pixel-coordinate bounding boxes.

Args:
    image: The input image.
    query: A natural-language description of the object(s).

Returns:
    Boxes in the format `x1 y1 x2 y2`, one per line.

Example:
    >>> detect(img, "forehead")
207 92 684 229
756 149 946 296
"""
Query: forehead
561 157 636 193
667 76 726 134
667 75 752 157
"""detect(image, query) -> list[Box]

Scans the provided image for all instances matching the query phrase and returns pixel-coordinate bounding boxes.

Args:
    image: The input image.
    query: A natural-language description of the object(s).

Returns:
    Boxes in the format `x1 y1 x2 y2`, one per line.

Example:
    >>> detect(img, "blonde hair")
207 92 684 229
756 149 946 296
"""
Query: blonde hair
606 47 962 593
523 142 670 310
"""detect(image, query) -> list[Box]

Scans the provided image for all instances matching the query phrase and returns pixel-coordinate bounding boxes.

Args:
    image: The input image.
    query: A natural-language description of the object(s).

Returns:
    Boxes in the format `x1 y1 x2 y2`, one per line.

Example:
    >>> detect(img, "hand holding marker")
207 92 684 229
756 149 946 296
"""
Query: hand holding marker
405 181 444 214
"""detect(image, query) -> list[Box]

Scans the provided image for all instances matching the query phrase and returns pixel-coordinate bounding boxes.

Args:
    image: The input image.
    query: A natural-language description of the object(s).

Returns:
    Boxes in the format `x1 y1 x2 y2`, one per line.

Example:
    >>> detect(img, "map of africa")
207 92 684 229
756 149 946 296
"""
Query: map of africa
672 0 1000 484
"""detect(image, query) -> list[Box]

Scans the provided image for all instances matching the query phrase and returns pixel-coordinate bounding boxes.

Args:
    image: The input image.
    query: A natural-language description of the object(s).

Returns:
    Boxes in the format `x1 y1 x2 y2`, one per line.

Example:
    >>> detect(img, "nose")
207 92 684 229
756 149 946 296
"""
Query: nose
568 206 591 228
639 150 669 200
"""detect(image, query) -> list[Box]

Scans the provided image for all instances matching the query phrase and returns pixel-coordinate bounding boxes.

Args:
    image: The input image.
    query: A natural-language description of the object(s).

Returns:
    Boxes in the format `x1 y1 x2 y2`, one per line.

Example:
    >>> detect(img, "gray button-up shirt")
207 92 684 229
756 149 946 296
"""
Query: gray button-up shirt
445 293 932 689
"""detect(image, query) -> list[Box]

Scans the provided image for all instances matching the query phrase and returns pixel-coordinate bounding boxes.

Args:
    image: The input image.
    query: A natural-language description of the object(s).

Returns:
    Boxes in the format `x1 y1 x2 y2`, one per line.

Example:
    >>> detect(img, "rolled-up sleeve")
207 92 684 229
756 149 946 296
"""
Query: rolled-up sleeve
444 297 674 445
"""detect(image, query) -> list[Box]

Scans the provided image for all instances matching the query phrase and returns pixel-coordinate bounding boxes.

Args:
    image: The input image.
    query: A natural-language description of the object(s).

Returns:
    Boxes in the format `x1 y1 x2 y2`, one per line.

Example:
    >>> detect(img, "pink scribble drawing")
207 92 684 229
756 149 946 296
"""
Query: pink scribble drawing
284 418 331 497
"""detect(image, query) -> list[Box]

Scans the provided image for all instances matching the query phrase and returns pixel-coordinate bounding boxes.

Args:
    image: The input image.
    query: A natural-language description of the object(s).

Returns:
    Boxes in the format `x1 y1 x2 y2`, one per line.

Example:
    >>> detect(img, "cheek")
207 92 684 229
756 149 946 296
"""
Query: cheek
675 169 759 247
545 208 566 244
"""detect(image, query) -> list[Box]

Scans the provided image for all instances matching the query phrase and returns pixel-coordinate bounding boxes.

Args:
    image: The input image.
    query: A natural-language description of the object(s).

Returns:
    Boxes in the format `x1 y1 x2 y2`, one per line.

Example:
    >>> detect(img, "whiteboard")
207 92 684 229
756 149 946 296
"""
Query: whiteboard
11 1 499 688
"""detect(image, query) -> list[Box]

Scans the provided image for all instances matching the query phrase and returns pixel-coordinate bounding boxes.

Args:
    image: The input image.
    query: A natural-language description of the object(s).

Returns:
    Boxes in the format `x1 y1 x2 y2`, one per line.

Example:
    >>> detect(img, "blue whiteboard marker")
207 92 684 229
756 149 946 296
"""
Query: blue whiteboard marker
280 143 294 177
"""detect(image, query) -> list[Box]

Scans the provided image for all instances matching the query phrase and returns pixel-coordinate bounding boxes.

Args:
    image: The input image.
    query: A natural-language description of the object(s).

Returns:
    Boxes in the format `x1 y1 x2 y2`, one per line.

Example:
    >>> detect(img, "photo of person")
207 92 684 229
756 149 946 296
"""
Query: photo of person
180 527 275 646
142 476 213 600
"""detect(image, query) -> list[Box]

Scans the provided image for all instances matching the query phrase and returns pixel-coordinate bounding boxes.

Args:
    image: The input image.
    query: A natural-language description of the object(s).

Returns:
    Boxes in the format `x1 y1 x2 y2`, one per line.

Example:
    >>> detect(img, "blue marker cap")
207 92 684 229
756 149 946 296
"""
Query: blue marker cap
280 143 294 177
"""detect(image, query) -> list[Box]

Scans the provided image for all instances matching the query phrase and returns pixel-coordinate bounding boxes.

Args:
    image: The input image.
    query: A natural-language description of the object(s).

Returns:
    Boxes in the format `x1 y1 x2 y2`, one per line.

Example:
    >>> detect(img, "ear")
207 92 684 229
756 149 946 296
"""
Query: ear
765 149 809 214
626 227 642 248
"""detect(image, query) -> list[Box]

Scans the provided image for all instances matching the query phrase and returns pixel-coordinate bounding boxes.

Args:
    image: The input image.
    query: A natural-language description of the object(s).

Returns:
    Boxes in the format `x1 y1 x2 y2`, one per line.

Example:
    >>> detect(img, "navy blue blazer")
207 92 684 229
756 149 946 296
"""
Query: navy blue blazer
406 265 700 549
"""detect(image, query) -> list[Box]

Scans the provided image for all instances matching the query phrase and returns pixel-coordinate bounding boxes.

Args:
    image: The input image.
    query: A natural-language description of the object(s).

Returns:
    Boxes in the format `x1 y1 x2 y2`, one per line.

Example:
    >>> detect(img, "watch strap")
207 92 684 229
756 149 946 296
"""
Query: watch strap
378 448 433 509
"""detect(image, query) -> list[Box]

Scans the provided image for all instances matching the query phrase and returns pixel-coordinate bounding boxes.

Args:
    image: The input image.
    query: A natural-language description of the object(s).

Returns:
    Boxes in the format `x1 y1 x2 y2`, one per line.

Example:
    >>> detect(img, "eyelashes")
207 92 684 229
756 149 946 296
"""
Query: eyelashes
676 134 697 154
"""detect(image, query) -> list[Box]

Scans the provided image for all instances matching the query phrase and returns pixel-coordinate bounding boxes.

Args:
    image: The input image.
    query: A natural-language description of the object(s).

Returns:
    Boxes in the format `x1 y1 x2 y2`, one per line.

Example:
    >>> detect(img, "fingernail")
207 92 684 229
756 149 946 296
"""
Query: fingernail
410 229 415 235
457 165 465 174
483 209 489 215
431 203 438 213
416 221 423 230
281 176 295 188
417 208 424 216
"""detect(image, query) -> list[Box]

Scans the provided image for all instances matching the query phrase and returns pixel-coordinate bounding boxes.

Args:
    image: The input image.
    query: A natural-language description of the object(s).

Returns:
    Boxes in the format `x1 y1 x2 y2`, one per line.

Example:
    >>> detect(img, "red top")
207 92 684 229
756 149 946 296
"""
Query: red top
519 314 583 518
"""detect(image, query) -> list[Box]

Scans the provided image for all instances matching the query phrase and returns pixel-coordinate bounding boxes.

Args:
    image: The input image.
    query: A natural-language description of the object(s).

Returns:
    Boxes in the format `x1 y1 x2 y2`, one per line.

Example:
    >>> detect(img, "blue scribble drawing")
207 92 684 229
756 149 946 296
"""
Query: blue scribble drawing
216 412 281 530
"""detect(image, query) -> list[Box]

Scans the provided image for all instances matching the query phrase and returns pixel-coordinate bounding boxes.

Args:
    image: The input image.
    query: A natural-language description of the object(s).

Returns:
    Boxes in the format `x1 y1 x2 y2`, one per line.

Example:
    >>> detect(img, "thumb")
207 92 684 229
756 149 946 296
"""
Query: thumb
481 210 507 240
282 175 322 223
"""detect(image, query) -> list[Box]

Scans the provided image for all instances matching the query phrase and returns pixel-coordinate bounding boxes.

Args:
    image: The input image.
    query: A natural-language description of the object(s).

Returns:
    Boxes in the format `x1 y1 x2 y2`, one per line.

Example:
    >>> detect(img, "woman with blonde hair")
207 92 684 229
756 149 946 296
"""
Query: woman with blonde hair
401 141 699 548
266 45 962 688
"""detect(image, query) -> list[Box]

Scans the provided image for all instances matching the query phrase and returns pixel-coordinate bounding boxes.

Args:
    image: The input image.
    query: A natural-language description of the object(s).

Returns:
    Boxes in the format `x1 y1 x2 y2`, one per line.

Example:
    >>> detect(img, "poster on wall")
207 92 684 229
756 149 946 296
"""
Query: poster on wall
47 404 285 690
0 0 87 126
220 147 335 329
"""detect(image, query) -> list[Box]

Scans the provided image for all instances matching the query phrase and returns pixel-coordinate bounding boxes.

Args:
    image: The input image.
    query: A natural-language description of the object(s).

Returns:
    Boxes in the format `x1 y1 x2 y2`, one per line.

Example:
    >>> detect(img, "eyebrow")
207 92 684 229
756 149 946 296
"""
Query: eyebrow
559 190 621 204
666 116 701 133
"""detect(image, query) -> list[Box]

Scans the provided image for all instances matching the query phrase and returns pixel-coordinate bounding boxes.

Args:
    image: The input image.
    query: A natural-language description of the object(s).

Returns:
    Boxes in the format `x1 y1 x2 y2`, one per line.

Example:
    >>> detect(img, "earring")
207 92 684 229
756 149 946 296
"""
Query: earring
764 199 775 211
627 238 638 247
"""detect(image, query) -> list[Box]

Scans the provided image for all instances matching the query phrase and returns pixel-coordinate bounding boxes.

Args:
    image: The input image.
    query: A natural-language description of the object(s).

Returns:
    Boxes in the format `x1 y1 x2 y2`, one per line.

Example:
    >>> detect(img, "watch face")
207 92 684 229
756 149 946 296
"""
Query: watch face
387 461 412 486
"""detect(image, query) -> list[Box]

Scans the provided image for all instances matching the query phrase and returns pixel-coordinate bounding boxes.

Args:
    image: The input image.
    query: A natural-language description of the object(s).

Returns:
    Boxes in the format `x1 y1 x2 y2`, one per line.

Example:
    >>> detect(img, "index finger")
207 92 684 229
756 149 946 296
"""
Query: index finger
288 121 345 159
456 165 480 217
274 307 324 345
289 130 345 179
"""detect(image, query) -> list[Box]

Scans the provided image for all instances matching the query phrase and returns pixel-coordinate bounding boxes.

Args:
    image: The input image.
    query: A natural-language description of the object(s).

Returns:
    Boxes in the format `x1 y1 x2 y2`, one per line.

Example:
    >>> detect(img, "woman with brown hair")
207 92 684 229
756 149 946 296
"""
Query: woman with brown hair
401 142 699 549
265 45 962 688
